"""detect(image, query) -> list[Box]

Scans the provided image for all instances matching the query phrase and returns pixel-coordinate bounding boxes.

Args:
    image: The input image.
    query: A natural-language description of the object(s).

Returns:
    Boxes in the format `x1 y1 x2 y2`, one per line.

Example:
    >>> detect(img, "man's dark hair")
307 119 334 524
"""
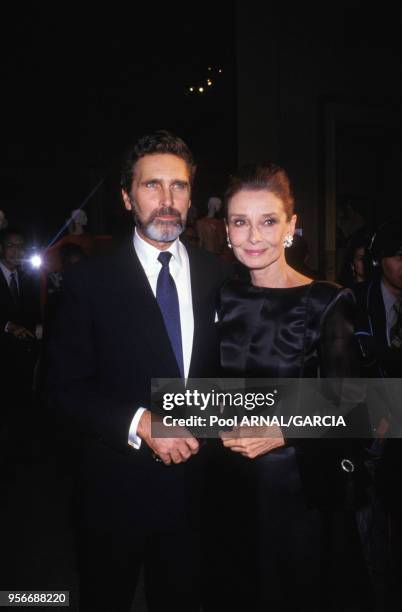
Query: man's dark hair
369 220 402 263
0 227 25 246
120 130 196 194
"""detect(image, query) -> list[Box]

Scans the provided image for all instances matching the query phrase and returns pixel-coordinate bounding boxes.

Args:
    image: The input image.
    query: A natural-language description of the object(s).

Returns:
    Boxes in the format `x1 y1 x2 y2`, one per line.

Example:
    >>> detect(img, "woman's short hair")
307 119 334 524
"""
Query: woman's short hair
224 163 295 220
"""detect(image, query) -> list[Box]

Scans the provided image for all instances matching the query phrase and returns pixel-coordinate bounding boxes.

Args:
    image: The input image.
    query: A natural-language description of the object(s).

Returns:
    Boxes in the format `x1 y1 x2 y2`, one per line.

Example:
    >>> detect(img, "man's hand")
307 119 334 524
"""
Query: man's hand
137 410 199 465
7 322 35 340
220 425 285 459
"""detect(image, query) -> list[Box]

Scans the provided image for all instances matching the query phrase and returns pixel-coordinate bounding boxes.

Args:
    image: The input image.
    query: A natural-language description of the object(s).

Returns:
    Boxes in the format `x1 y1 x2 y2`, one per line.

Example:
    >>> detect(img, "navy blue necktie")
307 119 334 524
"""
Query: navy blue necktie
156 252 184 377
9 272 19 304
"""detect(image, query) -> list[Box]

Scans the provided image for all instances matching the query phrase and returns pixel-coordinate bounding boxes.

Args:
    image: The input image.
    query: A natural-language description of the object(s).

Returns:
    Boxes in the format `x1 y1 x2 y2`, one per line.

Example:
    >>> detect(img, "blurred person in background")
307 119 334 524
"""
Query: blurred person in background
0 210 8 230
0 228 41 469
339 230 371 288
353 222 402 378
196 196 227 256
352 220 402 608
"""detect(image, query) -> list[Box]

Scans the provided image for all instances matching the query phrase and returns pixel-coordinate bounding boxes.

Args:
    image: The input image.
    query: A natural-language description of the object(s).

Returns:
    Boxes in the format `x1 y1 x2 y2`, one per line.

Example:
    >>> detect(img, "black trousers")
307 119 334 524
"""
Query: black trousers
74 453 202 612
78 523 200 612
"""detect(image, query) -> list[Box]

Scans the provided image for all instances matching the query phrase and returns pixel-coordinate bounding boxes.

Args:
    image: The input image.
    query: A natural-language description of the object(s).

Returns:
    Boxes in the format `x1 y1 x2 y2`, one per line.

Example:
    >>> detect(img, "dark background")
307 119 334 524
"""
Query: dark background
1 2 401 272
0 4 236 245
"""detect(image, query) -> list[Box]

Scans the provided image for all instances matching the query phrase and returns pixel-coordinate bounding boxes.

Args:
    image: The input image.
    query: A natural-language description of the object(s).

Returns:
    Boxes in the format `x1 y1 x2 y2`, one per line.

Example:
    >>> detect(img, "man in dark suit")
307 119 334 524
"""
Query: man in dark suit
353 221 402 378
353 221 402 606
0 228 40 342
0 228 41 461
48 131 229 612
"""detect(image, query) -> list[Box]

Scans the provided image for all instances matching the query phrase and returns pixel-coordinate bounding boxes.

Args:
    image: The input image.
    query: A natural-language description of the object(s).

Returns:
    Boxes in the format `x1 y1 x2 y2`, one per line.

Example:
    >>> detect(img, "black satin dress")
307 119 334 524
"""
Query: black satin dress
220 279 357 379
216 279 366 612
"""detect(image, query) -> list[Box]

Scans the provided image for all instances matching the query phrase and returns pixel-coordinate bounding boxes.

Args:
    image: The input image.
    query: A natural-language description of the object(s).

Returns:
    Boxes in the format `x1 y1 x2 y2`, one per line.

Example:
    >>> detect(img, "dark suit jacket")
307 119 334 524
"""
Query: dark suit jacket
0 267 40 401
353 278 402 378
353 279 402 509
47 240 230 527
0 267 40 336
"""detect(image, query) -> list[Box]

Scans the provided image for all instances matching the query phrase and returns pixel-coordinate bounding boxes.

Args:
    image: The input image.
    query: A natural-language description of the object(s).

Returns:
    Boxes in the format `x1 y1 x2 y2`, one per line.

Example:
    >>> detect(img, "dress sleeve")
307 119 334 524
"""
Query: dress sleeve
318 288 372 439
319 288 361 378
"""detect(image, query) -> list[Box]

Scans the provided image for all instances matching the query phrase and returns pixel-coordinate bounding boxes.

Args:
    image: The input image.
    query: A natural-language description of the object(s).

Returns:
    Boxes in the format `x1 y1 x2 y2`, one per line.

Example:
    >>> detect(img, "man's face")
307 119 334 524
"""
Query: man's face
0 233 25 271
122 153 191 248
381 248 402 297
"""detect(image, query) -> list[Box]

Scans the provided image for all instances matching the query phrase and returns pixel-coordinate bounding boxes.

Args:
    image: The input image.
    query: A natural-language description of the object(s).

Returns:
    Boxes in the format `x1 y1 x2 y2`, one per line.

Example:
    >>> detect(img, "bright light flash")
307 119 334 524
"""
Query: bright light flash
30 254 42 269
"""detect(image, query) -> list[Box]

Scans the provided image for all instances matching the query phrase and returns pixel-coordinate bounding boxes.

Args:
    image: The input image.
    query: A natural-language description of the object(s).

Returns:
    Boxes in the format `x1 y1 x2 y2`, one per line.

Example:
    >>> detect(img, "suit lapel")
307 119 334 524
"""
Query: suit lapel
187 247 213 377
112 241 181 378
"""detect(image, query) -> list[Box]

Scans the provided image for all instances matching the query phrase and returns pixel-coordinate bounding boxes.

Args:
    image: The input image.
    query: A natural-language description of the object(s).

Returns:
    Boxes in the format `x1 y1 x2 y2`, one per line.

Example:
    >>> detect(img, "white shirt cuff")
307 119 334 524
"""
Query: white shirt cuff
128 407 147 450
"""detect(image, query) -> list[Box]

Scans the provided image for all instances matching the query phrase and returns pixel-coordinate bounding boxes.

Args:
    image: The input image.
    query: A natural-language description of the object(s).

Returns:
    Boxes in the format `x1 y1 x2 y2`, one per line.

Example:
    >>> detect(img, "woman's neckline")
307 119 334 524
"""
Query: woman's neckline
250 281 314 290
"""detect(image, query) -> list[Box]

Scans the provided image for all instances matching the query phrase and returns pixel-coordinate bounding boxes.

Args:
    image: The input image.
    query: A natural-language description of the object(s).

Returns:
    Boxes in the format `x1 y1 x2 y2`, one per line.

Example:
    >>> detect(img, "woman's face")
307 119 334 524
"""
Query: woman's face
226 189 296 271
351 246 365 281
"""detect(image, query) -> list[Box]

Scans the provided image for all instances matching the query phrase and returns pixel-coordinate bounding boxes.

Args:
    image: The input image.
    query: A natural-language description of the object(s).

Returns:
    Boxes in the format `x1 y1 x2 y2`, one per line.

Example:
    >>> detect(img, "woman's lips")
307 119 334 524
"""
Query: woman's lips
244 249 267 256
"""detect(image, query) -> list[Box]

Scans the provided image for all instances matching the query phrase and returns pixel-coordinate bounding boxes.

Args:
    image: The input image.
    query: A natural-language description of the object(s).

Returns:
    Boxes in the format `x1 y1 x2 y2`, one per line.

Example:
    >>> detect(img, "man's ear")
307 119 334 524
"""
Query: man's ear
122 190 132 211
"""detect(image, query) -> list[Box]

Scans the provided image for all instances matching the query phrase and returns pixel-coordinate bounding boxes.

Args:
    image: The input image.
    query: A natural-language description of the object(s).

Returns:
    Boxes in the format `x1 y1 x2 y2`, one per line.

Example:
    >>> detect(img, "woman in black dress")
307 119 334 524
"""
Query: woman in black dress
216 164 369 611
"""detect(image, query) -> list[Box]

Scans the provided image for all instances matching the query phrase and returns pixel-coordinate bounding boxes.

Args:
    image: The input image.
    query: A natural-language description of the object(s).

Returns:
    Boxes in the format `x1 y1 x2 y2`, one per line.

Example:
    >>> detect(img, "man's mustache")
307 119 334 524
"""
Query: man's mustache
149 207 182 223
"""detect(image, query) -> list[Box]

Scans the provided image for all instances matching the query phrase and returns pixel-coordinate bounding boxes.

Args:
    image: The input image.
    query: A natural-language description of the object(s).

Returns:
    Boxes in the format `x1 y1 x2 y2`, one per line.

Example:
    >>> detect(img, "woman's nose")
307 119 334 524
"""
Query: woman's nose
249 225 262 244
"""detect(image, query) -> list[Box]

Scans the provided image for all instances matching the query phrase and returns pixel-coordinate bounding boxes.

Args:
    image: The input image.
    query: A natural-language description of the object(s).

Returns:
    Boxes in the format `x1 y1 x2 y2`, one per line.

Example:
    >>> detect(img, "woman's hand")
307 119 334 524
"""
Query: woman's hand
220 425 285 459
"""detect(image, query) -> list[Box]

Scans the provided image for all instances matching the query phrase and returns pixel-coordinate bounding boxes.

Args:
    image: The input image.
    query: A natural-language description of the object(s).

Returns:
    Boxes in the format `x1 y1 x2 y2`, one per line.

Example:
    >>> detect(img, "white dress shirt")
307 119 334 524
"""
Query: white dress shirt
128 229 194 449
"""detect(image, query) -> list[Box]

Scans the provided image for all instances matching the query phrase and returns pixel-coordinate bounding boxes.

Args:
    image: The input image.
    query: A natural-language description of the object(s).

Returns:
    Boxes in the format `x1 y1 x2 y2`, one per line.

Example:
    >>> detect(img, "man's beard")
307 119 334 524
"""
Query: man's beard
134 206 186 243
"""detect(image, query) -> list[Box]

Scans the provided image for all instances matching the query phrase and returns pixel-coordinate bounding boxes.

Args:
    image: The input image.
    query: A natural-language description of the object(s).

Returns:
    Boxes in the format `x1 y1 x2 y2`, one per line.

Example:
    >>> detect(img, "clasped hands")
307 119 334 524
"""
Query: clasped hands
220 424 285 459
137 410 199 466
7 322 35 341
138 410 285 465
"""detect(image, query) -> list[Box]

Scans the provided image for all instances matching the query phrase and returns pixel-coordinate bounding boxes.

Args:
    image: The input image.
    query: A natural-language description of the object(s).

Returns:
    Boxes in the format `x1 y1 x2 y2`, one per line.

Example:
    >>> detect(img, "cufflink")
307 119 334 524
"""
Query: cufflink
341 458 355 473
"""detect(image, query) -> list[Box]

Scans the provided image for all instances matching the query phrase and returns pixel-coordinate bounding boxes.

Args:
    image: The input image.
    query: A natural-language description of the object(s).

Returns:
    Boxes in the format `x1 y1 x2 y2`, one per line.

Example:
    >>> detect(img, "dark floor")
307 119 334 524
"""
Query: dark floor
0 440 147 612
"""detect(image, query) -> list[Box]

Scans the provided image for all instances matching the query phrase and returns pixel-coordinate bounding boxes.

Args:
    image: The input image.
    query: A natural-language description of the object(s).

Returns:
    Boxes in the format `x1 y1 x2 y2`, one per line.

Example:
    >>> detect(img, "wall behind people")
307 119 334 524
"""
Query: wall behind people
236 3 402 275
